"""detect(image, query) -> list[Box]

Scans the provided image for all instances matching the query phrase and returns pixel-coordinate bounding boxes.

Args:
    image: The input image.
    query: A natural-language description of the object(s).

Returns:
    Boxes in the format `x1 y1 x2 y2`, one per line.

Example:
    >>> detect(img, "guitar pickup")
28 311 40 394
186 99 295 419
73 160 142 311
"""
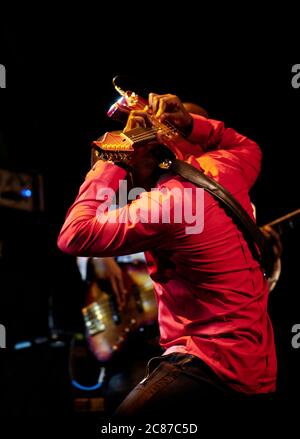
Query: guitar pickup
82 302 106 336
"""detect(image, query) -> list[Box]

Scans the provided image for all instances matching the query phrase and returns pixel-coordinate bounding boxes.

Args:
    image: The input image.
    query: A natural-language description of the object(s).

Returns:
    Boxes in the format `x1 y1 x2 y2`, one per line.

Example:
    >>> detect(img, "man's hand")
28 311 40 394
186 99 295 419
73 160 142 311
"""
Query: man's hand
148 93 193 133
260 225 283 292
92 257 128 309
261 225 283 259
124 109 152 131
123 93 193 134
122 93 203 163
103 258 128 309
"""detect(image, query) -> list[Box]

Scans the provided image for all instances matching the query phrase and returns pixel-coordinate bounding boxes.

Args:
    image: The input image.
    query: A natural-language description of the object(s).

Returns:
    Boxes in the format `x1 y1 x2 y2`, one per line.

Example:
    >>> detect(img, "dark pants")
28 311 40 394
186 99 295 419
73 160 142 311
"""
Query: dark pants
114 353 275 422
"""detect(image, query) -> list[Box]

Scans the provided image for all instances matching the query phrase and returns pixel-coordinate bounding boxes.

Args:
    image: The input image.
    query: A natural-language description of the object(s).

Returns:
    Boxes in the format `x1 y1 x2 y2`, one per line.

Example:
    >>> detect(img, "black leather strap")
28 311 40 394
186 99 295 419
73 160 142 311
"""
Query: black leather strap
170 159 272 276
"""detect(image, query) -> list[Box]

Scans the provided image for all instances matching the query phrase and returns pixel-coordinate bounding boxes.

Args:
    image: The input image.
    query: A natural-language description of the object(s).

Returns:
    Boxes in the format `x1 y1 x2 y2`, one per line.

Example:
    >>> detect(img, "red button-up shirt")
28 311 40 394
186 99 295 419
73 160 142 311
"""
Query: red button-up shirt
58 115 277 394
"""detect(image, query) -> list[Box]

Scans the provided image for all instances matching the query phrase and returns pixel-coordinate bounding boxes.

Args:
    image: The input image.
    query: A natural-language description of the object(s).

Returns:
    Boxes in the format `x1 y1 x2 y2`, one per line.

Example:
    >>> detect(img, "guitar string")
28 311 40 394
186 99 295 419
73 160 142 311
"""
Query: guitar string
104 126 176 149
120 124 179 146
121 100 185 142
104 102 187 148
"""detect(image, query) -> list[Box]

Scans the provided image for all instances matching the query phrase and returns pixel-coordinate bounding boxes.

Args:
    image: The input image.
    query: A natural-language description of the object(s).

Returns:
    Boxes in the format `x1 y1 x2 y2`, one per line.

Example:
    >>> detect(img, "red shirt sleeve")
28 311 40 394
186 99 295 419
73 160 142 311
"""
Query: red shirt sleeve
189 115 262 189
57 116 261 257
57 160 178 257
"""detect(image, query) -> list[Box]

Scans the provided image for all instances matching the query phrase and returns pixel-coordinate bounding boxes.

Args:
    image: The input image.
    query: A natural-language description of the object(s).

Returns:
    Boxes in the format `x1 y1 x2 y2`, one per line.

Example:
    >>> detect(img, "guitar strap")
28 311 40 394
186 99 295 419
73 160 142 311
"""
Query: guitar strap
170 159 273 277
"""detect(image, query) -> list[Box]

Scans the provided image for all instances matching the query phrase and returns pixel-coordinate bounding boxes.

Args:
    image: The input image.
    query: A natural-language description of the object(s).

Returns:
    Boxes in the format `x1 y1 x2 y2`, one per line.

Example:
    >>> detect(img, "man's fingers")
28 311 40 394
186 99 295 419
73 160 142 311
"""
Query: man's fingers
117 276 127 297
156 97 180 119
158 111 182 124
124 110 152 131
110 277 119 297
261 225 283 257
149 93 160 114
110 274 128 310
149 94 179 118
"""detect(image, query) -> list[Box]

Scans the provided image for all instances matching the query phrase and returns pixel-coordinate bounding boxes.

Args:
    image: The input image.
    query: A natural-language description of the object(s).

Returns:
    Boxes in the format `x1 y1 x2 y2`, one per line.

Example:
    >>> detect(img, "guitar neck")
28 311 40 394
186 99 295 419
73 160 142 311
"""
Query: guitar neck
124 119 181 147
124 126 158 146
263 208 300 235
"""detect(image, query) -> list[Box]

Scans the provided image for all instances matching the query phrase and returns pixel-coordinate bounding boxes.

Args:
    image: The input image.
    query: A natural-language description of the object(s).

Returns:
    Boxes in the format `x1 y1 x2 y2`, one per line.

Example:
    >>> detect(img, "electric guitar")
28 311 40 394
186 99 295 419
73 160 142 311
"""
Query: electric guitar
82 260 158 362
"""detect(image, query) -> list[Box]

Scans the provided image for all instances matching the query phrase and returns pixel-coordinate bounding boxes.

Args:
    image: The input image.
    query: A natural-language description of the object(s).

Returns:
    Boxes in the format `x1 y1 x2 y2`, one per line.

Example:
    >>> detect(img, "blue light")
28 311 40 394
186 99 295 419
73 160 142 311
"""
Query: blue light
20 188 32 198
71 366 105 391
71 380 102 391
14 341 32 350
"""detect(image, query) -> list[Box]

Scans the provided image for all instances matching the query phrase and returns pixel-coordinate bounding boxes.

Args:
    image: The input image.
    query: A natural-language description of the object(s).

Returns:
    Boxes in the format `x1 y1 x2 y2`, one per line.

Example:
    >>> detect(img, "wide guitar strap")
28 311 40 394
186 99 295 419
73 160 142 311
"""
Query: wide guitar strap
170 159 273 277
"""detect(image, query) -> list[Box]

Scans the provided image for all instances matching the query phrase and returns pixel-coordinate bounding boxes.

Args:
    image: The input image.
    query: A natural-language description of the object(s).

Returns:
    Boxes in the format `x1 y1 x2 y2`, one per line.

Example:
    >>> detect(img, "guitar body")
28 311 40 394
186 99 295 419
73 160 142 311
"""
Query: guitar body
82 262 158 362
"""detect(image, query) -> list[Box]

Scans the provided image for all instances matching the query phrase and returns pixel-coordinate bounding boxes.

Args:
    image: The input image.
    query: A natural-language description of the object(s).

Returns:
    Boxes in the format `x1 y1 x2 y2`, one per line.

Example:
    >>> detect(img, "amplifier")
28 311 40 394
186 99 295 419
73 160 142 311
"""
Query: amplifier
0 167 44 212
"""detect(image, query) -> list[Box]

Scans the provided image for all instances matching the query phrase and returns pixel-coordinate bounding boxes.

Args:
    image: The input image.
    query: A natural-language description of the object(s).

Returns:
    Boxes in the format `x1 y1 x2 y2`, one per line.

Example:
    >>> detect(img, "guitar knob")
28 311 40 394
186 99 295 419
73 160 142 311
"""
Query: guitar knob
124 327 130 333
130 318 136 325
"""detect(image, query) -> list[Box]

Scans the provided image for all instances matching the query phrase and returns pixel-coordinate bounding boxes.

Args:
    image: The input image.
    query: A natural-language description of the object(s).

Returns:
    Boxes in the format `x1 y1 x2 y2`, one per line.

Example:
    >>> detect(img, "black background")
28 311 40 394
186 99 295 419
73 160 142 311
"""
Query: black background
0 11 299 428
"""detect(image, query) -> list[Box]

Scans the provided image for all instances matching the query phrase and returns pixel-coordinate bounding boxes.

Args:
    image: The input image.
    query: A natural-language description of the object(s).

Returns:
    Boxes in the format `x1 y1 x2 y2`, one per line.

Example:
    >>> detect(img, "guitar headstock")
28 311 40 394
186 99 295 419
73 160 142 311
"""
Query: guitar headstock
92 131 134 163
107 76 148 122
92 77 188 163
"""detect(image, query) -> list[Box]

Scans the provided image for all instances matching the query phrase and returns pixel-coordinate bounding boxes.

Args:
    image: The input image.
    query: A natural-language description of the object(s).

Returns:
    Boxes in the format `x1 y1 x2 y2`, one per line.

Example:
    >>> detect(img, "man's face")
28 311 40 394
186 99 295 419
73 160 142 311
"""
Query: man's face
130 142 160 183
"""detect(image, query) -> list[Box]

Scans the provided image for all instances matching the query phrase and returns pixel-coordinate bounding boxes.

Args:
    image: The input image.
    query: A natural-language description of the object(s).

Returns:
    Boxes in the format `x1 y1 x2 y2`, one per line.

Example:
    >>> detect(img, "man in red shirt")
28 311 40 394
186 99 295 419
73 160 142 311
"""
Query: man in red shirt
57 93 277 418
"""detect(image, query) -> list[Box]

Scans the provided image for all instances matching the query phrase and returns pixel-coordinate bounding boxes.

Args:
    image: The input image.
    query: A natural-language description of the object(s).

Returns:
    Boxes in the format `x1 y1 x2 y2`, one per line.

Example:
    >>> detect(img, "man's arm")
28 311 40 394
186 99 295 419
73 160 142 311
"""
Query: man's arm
57 160 177 257
58 93 261 258
188 115 262 189
146 93 262 189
